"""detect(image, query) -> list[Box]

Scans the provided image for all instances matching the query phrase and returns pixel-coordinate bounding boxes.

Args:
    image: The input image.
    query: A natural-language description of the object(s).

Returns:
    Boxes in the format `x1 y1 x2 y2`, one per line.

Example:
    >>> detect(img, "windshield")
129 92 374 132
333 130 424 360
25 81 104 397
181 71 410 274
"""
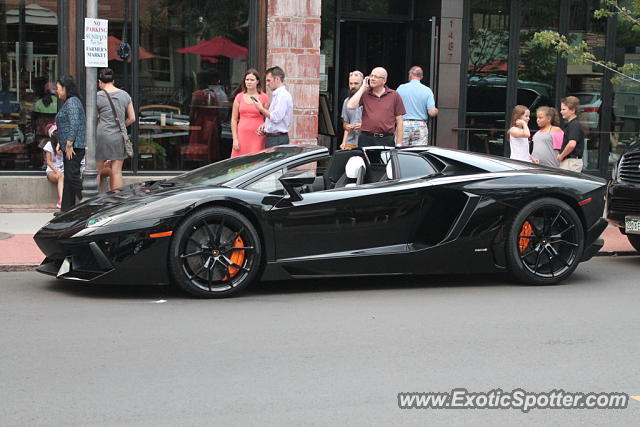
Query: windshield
169 149 297 186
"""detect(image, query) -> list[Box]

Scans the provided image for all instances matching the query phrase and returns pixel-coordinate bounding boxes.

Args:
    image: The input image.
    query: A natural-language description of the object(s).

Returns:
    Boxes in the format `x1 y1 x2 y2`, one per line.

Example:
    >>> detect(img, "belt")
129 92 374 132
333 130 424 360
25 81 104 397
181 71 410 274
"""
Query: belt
566 155 582 159
404 119 426 122
362 131 394 138
264 132 288 137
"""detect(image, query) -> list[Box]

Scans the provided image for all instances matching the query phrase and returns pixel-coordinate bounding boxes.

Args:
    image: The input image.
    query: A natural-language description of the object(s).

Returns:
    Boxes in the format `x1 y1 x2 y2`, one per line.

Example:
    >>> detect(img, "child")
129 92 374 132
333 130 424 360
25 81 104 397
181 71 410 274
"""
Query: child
557 96 584 172
531 106 563 167
508 105 531 162
43 124 64 208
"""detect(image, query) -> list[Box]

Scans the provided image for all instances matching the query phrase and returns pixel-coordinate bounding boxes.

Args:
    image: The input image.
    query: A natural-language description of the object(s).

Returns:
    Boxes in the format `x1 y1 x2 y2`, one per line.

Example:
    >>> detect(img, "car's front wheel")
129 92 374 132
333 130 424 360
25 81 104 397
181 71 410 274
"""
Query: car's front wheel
169 206 262 298
506 198 584 285
627 234 640 252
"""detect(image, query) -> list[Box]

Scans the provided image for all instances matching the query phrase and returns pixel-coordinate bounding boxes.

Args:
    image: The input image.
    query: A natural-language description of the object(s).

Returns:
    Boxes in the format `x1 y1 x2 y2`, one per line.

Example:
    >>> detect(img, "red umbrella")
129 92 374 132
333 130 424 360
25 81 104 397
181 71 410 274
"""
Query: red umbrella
176 37 248 58
108 36 155 62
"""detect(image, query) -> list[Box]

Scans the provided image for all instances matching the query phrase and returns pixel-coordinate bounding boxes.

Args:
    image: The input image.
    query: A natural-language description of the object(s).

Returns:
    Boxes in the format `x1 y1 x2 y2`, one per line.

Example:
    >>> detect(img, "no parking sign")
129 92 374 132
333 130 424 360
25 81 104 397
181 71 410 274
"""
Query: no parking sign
84 18 108 67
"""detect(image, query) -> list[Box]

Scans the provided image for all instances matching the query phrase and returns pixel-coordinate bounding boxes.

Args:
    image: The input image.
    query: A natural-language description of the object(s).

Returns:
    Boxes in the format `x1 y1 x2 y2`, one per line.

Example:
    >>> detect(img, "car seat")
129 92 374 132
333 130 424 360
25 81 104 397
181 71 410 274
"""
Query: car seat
323 149 365 189
341 156 366 187
385 162 394 180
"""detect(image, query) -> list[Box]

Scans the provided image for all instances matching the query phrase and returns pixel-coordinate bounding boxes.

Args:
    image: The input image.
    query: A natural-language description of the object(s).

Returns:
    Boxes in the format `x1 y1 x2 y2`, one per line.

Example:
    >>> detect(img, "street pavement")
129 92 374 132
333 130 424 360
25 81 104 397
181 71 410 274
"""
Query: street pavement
1 256 639 425
0 208 636 270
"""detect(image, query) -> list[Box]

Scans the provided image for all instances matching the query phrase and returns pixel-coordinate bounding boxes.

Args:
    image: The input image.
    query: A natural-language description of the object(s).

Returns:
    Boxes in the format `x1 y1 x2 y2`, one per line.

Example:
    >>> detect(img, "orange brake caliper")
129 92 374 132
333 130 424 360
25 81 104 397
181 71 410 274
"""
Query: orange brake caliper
224 236 246 279
519 221 533 253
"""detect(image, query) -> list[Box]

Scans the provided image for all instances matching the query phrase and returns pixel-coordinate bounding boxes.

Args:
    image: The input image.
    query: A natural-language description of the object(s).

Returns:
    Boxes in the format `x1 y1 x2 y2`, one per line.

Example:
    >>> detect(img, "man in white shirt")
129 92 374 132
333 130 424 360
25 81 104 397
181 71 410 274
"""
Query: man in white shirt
254 66 293 147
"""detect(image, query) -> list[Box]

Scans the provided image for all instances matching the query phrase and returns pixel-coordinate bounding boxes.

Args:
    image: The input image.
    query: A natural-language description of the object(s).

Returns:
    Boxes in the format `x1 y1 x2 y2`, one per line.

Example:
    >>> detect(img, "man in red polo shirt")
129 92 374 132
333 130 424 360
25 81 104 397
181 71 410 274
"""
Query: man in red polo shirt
347 67 405 147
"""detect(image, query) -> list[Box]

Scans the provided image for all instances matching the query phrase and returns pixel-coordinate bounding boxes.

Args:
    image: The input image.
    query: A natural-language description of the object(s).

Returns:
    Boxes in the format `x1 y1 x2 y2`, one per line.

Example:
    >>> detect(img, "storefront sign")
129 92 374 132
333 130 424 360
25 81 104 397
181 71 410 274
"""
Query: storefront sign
84 18 108 67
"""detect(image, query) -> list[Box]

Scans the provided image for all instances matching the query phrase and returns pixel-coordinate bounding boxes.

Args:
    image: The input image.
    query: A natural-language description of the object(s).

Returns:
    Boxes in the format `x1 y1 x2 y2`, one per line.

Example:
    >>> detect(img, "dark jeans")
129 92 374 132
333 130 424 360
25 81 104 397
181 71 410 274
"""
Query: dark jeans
358 132 395 147
61 148 85 212
265 134 289 147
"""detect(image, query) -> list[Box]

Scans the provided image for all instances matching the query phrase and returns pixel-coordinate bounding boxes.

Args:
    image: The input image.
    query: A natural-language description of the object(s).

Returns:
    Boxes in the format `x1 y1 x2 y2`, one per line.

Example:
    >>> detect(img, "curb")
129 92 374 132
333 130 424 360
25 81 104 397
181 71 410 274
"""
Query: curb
0 205 57 213
594 251 638 257
0 264 39 272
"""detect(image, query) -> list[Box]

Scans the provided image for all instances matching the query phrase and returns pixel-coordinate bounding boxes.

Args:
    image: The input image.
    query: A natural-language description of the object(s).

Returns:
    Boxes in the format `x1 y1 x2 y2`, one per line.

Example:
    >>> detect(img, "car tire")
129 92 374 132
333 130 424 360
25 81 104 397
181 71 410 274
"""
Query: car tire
506 198 584 285
627 234 640 252
168 206 262 298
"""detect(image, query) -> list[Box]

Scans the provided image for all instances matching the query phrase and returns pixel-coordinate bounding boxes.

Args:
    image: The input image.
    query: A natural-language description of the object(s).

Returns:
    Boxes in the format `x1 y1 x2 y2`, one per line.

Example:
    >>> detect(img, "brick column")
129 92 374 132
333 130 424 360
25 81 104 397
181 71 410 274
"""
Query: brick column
266 0 321 144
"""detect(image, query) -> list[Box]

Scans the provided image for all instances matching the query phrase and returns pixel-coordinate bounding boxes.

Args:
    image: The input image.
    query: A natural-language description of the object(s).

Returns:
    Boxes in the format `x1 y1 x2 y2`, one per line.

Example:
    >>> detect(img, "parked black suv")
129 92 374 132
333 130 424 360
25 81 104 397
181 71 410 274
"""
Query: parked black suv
466 75 553 130
606 140 640 251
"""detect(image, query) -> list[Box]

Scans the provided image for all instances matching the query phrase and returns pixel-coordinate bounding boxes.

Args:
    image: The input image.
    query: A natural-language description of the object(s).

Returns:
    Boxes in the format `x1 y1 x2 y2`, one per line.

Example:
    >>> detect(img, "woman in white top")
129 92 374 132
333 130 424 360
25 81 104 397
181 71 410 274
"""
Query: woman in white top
508 105 531 162
43 140 64 209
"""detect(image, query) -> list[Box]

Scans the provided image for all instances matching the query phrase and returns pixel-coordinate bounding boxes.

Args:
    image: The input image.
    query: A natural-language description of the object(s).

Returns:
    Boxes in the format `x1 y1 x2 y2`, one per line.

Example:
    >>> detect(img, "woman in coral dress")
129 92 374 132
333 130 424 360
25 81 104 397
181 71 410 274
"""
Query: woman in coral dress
230 69 269 157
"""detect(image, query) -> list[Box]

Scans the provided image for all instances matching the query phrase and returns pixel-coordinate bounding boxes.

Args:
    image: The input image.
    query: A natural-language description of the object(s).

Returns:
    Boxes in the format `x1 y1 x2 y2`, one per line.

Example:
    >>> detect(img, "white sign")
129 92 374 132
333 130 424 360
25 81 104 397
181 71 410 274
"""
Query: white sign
84 18 108 67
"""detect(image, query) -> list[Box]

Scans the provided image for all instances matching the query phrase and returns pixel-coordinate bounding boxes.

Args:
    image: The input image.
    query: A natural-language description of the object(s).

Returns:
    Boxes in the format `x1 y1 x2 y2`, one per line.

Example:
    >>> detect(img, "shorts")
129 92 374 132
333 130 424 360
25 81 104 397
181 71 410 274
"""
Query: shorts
559 157 583 173
402 120 429 146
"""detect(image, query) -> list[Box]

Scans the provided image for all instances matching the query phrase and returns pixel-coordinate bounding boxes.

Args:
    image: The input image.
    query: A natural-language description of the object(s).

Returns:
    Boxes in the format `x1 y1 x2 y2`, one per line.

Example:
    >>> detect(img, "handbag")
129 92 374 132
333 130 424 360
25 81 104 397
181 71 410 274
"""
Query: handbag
103 89 133 157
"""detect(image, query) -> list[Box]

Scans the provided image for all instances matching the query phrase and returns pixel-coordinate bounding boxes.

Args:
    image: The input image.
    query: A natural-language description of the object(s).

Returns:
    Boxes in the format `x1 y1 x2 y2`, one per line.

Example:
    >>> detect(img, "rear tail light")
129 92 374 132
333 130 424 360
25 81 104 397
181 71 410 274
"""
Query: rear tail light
582 107 599 113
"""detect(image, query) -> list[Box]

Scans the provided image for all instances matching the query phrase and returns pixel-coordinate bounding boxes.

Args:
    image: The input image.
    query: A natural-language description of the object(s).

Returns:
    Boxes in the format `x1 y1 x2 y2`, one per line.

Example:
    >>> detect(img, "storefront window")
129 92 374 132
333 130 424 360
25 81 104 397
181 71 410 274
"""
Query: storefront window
518 0 559 132
0 1 58 171
610 7 640 169
465 0 509 155
319 0 336 141
565 0 606 170
136 0 250 171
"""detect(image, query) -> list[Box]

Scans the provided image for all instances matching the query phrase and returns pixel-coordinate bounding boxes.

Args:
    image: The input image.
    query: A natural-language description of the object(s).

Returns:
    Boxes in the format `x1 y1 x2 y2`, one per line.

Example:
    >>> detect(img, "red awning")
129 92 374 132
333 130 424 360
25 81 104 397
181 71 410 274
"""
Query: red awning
468 59 525 73
176 37 248 58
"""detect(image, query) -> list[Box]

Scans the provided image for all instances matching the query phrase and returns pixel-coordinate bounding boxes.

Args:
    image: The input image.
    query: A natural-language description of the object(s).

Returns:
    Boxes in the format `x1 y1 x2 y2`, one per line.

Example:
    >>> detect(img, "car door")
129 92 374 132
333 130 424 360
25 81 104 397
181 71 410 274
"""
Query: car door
268 176 424 262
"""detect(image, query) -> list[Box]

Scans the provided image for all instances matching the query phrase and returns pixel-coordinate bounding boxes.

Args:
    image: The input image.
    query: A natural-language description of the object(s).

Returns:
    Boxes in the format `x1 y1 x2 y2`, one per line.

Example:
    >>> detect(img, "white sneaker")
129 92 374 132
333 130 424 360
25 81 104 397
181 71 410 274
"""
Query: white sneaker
56 201 61 209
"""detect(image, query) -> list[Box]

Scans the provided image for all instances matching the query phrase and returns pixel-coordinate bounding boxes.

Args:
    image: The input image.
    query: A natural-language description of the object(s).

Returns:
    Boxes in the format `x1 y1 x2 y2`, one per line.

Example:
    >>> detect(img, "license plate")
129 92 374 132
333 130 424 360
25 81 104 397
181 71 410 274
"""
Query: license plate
625 216 640 234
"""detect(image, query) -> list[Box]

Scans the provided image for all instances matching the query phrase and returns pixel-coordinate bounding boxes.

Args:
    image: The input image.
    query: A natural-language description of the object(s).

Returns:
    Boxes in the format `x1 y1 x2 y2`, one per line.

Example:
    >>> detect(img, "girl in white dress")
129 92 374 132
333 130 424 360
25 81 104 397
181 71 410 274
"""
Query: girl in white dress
508 105 531 162
43 139 64 208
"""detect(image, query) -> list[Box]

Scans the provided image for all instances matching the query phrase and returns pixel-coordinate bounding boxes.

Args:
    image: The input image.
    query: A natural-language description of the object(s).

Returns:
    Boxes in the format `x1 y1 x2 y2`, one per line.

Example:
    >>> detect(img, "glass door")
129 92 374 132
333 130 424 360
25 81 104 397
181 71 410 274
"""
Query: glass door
338 21 408 96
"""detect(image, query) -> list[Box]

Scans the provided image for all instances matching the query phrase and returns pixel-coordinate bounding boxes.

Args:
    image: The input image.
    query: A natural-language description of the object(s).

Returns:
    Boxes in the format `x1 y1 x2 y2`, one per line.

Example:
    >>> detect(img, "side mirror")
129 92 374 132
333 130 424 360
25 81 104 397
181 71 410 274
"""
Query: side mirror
279 169 316 201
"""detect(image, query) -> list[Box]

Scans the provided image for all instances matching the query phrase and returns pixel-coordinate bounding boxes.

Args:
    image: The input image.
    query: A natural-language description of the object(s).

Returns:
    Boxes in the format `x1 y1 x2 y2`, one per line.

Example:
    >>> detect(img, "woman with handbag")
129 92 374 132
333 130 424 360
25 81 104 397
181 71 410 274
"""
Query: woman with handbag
96 68 135 190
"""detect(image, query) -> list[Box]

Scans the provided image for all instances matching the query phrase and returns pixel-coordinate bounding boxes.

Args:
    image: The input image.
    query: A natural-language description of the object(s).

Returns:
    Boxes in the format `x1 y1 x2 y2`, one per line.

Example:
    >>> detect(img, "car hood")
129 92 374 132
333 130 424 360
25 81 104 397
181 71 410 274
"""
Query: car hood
42 180 220 231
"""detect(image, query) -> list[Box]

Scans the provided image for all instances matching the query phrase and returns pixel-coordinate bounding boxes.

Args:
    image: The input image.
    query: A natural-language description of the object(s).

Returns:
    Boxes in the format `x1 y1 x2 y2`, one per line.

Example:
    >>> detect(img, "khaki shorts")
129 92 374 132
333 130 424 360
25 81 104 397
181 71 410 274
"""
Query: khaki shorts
559 158 583 173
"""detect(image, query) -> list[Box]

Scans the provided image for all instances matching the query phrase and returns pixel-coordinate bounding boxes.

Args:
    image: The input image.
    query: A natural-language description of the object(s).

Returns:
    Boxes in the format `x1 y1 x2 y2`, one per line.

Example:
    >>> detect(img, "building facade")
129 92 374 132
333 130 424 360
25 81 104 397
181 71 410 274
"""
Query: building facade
0 0 638 180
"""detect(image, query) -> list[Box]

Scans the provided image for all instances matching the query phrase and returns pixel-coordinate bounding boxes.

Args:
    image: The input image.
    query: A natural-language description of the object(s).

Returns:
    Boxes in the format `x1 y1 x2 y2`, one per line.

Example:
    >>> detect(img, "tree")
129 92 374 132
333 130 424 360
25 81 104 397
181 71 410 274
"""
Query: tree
467 28 509 79
532 0 640 84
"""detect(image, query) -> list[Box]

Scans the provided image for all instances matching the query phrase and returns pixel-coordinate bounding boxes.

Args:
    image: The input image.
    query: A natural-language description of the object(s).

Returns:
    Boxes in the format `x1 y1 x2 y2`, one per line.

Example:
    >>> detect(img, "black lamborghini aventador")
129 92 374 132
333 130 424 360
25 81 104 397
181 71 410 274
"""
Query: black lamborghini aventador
34 144 608 297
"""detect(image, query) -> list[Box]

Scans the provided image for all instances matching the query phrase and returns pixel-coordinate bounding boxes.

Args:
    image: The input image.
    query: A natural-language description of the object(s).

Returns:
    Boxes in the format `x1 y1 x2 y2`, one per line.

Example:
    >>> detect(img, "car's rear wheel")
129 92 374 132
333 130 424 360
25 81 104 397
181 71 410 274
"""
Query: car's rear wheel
506 198 584 285
627 234 640 252
169 206 261 298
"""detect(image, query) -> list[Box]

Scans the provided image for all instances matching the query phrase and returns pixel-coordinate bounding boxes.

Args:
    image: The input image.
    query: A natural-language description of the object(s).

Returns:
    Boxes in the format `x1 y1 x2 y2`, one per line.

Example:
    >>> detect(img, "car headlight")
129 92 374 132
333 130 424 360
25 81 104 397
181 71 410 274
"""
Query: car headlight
86 215 113 228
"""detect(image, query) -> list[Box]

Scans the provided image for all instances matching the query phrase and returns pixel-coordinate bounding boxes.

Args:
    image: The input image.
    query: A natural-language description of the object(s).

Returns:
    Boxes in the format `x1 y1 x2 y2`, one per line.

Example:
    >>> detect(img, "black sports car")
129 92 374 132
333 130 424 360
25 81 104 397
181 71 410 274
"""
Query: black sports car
606 140 640 252
35 144 608 297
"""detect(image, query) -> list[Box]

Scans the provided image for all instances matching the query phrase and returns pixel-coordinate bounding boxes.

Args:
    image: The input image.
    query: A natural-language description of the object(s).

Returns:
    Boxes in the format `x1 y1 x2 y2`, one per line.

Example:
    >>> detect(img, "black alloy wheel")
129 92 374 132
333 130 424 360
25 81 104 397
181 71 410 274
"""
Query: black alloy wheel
506 198 584 285
169 207 262 298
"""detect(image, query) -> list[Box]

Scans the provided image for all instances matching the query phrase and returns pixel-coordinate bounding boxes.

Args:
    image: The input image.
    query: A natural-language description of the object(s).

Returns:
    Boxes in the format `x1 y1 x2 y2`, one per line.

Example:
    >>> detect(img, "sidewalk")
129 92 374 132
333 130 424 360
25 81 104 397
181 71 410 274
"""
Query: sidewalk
0 209 637 271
